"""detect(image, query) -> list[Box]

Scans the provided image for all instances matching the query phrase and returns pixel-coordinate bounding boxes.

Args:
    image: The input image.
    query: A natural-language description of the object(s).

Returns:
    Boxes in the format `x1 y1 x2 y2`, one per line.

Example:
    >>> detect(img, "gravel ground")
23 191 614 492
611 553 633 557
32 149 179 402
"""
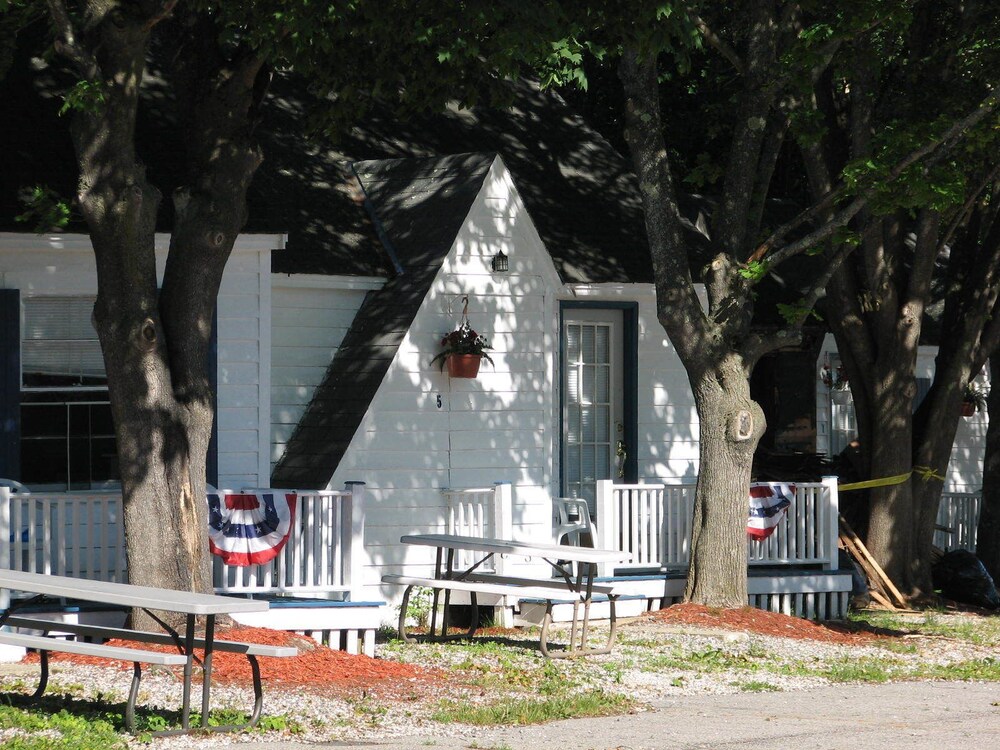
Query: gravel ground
2 611 998 749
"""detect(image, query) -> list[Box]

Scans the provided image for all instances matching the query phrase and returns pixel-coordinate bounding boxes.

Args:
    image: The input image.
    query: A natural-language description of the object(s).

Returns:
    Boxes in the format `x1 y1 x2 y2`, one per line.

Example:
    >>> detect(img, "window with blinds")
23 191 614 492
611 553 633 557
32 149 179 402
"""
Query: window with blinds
22 296 107 388
20 296 118 490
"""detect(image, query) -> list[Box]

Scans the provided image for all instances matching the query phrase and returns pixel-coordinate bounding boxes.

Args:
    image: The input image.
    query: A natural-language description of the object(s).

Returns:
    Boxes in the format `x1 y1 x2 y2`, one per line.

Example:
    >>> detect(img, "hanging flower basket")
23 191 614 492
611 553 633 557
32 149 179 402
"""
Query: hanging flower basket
447 354 483 378
961 400 977 417
430 296 493 378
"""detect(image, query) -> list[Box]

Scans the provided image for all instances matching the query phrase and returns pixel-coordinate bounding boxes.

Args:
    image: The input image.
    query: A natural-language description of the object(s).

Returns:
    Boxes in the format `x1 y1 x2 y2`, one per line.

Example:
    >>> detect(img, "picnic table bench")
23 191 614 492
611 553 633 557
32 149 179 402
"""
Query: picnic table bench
0 569 297 735
382 534 631 658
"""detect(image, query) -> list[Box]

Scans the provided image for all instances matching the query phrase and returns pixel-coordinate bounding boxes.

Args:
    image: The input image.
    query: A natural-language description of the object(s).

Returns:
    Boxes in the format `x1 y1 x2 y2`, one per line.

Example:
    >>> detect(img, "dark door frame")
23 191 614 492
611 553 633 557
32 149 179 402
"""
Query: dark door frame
558 300 639 496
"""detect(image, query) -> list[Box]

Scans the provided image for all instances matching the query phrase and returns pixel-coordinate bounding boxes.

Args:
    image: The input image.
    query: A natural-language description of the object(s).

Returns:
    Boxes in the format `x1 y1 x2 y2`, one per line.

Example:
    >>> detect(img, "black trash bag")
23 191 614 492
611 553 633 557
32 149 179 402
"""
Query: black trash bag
932 549 1000 610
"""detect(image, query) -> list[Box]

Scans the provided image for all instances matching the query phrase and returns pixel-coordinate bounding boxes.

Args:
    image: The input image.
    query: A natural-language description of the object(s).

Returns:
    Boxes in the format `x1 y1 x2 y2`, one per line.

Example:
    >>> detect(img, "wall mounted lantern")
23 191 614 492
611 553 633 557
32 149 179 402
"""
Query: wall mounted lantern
491 250 509 273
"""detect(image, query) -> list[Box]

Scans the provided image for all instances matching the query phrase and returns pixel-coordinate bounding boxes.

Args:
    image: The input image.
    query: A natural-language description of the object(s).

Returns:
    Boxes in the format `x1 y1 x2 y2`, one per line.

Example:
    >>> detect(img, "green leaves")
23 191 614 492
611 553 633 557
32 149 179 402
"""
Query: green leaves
776 300 822 326
15 185 71 232
59 80 106 116
737 259 769 282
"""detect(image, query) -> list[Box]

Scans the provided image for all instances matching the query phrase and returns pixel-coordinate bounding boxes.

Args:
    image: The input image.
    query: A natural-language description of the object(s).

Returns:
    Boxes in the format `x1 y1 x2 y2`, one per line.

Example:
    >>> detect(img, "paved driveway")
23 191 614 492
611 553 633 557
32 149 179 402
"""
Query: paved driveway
237 681 1000 750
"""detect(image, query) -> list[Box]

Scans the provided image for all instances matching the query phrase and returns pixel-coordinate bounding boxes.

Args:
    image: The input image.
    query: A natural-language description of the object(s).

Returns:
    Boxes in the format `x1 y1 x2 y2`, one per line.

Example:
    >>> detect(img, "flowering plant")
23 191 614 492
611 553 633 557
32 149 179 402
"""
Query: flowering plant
430 321 493 370
820 364 849 391
963 381 990 413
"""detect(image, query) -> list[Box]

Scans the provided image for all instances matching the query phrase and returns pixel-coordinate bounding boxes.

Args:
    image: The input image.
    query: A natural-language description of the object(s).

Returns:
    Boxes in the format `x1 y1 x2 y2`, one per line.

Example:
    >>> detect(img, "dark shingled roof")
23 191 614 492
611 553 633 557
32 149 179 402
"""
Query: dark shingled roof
270 154 494 487
259 75 653 283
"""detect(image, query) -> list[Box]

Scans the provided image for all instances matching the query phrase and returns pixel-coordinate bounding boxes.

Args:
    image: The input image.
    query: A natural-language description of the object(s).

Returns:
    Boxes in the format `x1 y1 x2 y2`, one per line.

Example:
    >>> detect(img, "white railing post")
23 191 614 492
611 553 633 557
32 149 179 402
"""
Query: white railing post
595 480 616 576
0 487 9 611
822 476 840 570
344 481 366 601
493 482 512 576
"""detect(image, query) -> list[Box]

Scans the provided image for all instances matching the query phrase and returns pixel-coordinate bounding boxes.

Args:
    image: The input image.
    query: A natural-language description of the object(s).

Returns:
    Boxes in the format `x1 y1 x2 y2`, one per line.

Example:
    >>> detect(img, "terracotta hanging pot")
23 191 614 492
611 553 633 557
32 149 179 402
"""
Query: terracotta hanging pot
961 401 976 417
447 354 482 378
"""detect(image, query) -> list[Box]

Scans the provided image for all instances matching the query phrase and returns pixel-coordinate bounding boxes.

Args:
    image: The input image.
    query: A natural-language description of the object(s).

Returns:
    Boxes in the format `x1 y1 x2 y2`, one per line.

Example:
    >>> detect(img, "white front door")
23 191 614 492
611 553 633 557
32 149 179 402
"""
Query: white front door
562 309 625 514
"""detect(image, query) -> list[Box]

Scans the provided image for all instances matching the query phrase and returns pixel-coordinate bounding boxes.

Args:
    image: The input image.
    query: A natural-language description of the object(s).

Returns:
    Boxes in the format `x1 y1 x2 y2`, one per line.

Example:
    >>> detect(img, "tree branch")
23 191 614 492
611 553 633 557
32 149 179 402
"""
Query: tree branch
939 161 1000 252
687 8 745 75
45 0 98 77
143 0 179 31
750 84 1000 270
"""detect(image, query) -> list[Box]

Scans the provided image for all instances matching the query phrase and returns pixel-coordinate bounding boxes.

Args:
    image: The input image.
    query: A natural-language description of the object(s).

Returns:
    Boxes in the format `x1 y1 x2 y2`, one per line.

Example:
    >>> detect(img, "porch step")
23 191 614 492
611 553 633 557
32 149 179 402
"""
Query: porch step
227 596 385 657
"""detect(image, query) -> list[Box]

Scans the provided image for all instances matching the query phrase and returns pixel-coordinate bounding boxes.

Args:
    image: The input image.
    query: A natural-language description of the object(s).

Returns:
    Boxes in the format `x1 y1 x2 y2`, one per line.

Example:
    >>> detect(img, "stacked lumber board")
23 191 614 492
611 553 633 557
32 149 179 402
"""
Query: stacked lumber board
838 515 908 609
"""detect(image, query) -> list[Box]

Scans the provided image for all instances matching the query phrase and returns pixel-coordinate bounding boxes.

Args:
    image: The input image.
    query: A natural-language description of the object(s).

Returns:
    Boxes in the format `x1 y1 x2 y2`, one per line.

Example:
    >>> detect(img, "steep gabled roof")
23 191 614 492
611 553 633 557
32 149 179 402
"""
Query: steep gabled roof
270 154 495 487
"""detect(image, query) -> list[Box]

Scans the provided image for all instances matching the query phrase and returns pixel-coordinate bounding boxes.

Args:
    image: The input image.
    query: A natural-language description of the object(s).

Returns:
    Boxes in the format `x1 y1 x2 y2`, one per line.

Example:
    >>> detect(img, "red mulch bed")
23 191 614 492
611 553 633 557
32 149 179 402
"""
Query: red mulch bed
22 607 898 695
24 626 443 695
649 603 887 644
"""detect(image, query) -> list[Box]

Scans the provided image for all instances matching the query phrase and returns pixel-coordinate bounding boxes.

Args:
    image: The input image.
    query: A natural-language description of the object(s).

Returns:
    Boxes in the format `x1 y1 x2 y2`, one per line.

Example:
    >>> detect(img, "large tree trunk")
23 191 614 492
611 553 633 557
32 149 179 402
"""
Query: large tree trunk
978 349 1000 581
618 47 771 608
50 6 266 625
684 359 765 606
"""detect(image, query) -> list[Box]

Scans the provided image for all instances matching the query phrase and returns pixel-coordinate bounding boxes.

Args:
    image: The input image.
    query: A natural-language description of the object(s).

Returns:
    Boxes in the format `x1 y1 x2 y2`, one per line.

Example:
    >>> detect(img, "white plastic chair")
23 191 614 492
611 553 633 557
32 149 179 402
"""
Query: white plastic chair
553 497 597 547
0 478 29 495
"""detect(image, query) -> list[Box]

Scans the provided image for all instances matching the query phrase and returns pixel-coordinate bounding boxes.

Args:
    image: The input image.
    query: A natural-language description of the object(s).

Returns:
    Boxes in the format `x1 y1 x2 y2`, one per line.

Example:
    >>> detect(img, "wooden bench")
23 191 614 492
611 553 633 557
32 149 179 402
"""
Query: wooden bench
0 615 297 733
0 629 189 732
382 572 621 657
0 569 296 735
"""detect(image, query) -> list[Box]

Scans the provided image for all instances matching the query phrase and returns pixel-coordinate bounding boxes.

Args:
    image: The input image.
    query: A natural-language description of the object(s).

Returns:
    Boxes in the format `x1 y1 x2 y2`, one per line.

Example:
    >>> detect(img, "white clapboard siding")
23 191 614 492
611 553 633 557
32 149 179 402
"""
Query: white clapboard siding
270 282 373 469
216 244 274 488
330 157 563 595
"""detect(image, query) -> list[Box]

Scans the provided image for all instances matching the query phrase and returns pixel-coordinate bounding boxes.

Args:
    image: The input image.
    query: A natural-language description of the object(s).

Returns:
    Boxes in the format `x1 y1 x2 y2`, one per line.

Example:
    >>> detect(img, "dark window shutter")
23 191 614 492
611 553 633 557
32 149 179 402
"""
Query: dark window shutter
0 289 20 479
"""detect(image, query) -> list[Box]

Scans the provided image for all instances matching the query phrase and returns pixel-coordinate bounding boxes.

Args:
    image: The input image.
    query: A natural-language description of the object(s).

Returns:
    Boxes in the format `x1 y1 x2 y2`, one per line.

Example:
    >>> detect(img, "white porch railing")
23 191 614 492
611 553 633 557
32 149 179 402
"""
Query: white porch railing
0 483 366 602
213 483 366 599
442 483 512 574
935 492 981 553
595 477 840 576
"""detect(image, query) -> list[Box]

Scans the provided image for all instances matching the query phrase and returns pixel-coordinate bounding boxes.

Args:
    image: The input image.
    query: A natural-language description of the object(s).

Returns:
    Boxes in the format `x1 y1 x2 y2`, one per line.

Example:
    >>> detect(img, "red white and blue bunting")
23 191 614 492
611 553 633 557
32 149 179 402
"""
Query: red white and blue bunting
747 482 794 541
207 490 296 566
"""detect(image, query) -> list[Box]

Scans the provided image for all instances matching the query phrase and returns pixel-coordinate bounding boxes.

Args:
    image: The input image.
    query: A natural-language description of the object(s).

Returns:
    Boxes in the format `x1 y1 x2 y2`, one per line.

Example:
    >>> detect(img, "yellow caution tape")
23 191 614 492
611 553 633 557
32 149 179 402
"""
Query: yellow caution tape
839 465 945 492
912 465 946 482
838 472 912 492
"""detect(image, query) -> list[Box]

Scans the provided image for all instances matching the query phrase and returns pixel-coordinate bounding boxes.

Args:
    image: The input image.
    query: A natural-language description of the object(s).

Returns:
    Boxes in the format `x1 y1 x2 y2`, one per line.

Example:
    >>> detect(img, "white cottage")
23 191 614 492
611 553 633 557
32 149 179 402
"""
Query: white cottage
265 152 699 601
0 59 985 628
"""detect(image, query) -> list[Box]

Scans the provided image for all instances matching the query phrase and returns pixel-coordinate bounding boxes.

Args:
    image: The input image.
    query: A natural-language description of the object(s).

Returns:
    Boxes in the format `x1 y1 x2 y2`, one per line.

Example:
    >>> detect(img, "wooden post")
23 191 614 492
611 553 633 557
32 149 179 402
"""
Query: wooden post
0 487 9 610
595 480 616 576
822 477 840 571
344 481 366 602
492 482 513 577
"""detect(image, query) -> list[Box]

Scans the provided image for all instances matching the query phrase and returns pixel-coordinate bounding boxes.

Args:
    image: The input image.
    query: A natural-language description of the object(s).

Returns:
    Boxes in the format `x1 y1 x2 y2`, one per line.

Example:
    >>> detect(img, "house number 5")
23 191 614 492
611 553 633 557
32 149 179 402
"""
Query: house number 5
436 394 442 409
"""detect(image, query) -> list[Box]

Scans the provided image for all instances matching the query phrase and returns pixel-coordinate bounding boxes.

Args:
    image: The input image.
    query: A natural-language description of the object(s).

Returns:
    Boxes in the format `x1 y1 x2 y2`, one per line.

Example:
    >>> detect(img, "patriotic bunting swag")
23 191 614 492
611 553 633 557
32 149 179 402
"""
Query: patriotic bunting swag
207 490 296 566
747 482 794 540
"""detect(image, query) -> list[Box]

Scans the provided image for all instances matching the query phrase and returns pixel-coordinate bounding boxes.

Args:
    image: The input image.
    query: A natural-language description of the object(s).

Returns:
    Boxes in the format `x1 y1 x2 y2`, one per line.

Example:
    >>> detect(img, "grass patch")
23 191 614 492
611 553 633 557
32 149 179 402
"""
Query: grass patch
642 646 762 674
850 610 1000 646
431 690 633 725
919 658 1000 681
0 703 127 750
732 680 781 692
817 657 895 683
0 691 302 745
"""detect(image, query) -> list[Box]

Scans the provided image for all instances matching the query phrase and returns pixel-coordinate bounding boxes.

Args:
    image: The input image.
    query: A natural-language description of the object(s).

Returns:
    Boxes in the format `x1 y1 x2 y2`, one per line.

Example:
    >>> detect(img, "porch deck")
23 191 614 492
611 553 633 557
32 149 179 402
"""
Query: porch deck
0 485 383 656
447 480 853 621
